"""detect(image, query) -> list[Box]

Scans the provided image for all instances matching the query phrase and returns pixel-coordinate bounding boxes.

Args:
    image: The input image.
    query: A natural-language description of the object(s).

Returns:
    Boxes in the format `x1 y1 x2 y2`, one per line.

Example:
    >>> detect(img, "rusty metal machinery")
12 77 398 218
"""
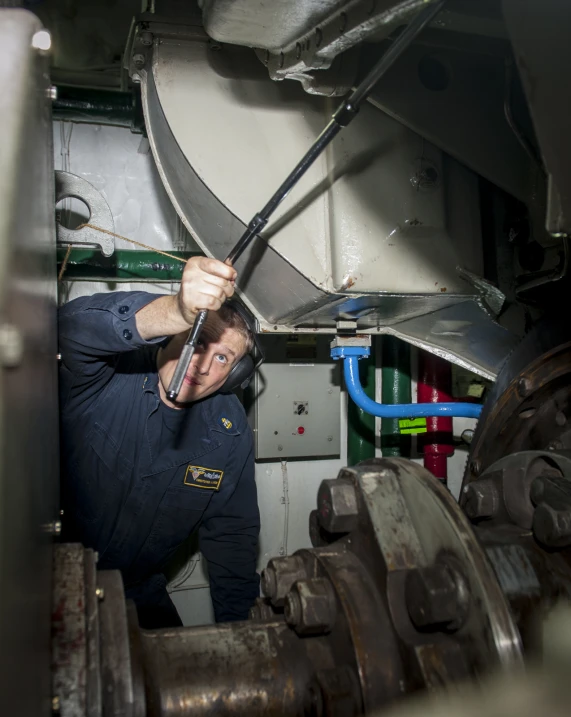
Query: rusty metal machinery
53 453 571 715
51 321 571 717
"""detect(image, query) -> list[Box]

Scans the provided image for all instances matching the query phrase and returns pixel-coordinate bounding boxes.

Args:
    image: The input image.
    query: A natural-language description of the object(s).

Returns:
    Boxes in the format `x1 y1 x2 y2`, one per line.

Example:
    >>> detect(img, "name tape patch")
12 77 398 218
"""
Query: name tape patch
184 464 224 490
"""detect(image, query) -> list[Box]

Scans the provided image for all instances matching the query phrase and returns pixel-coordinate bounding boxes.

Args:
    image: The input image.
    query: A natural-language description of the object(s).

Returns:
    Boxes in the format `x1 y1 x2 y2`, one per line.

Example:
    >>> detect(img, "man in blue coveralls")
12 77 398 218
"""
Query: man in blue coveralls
58 256 260 628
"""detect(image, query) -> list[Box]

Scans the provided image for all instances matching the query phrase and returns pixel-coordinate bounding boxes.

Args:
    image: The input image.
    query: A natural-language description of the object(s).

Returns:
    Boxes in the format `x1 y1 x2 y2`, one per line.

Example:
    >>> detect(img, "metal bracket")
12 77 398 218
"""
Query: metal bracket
55 171 115 257
331 345 370 361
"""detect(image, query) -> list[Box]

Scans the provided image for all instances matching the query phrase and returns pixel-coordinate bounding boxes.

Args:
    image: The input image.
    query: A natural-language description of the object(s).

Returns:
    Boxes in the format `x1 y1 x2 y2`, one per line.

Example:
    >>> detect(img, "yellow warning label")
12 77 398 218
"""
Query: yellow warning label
398 418 428 435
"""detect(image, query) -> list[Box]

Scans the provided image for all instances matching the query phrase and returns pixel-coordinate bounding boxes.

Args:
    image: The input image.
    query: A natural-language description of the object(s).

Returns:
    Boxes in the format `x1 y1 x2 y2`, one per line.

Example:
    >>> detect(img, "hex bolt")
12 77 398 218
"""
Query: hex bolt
461 429 474 445
405 564 468 631
317 478 359 534
517 377 532 398
249 597 274 621
133 53 145 68
261 555 308 607
533 503 571 548
284 577 337 636
462 478 499 520
140 30 153 46
284 590 302 626
314 666 361 717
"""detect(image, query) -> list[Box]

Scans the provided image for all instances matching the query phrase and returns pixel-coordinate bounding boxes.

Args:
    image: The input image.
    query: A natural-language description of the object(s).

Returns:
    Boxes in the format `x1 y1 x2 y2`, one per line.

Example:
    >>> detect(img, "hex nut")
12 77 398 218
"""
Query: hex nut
284 577 337 636
405 564 468 631
317 478 358 533
314 667 361 717
533 503 571 548
248 597 275 621
261 555 308 607
463 478 499 520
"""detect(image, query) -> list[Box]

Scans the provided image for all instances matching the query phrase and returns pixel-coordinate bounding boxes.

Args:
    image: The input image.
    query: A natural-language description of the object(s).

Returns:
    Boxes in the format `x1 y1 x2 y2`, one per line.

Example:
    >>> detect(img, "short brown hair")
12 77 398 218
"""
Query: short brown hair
218 303 254 354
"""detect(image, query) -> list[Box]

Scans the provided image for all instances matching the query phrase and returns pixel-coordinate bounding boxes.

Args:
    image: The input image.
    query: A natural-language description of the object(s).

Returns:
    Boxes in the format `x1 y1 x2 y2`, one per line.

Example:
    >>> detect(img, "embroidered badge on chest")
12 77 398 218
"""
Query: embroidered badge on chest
184 464 224 490
221 417 233 430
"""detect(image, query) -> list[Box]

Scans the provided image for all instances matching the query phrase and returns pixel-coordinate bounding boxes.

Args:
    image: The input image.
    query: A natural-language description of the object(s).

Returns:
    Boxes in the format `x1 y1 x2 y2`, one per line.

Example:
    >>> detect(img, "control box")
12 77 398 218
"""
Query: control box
248 336 341 460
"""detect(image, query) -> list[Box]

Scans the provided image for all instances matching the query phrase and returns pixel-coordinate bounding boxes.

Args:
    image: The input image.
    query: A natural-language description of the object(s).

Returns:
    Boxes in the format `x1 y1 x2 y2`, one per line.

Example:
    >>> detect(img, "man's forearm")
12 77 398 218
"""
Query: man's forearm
135 294 195 341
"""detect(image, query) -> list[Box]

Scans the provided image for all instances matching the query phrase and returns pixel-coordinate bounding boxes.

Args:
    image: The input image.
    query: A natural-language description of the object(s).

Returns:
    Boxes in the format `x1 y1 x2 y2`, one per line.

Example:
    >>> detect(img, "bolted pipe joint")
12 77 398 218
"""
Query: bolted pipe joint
261 554 308 607
317 478 359 534
462 478 499 520
284 577 337 636
405 564 469 632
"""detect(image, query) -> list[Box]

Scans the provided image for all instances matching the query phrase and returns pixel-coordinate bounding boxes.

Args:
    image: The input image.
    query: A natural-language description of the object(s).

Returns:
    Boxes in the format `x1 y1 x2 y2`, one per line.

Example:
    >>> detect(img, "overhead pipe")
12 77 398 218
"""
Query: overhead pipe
331 347 482 419
53 86 145 133
57 248 200 281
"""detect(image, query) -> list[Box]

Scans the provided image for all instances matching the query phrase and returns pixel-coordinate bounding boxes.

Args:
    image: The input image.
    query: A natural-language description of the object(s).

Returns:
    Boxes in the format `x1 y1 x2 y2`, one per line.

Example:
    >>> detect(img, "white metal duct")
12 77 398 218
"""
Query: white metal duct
137 35 517 377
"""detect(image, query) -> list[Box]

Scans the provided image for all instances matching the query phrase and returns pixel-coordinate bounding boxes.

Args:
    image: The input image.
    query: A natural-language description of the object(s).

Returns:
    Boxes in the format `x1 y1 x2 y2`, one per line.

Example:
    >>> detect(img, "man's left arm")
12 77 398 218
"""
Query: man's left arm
199 431 260 622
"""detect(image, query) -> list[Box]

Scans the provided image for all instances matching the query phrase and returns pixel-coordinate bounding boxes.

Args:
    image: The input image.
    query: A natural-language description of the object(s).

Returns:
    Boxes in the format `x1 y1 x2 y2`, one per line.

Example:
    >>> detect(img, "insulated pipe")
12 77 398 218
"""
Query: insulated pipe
381 337 411 457
417 351 454 481
332 348 482 419
57 249 200 281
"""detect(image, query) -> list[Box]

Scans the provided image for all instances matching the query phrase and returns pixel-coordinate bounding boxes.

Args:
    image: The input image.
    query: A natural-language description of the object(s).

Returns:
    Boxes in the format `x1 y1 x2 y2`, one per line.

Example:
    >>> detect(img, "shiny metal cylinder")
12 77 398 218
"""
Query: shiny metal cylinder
140 620 323 716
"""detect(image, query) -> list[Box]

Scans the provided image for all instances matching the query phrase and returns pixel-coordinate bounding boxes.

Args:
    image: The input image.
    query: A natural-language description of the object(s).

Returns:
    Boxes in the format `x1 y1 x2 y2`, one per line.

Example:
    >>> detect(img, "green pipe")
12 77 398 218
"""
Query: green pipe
381 336 411 457
57 249 201 281
53 86 145 134
347 338 376 466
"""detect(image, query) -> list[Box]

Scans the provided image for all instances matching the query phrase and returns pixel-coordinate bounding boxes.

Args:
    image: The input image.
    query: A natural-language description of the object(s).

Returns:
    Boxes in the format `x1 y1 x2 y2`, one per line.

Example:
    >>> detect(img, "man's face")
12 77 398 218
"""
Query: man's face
157 313 247 406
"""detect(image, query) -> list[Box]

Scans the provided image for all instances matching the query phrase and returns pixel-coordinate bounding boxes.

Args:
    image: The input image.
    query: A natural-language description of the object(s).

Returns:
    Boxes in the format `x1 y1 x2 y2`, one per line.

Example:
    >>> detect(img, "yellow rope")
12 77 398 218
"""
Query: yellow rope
58 244 73 282
58 223 189 281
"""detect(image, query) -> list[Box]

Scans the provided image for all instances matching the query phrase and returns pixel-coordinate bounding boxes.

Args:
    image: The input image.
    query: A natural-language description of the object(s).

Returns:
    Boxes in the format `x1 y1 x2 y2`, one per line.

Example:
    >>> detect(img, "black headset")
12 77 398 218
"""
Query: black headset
219 299 264 393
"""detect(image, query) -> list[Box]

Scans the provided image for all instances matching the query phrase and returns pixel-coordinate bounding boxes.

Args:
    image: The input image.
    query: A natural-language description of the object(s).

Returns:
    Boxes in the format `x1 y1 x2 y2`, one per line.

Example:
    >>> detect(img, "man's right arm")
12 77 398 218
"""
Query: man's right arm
58 257 236 401
135 256 236 340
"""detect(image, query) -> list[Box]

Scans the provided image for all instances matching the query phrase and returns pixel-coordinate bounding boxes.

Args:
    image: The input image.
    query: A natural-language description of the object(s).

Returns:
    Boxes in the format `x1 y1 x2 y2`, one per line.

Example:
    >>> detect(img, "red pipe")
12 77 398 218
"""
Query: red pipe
417 352 454 482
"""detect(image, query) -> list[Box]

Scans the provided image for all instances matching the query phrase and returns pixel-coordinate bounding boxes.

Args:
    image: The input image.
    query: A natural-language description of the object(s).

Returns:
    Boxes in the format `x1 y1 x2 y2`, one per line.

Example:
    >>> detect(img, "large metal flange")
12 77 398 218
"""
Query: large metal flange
55 171 115 257
331 458 524 672
462 320 571 490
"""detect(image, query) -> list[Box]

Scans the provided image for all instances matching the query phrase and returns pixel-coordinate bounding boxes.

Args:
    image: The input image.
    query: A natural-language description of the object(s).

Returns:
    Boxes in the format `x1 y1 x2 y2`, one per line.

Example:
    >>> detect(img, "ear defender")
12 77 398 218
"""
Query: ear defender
219 301 264 394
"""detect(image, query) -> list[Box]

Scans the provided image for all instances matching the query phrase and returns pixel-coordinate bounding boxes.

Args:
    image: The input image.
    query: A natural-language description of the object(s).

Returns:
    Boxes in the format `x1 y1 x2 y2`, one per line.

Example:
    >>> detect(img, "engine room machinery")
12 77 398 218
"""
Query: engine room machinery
52 323 571 715
2 1 571 716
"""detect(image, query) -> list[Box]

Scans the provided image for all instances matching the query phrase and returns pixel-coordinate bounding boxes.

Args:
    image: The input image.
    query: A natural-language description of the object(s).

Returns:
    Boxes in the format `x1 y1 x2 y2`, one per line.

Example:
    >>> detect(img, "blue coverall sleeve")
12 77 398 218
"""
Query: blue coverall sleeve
199 429 260 622
58 291 166 407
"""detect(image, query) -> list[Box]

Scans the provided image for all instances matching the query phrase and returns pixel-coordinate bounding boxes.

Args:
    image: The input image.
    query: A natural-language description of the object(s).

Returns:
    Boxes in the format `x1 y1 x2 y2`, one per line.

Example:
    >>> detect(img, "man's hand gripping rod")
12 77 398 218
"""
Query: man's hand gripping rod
166 0 445 402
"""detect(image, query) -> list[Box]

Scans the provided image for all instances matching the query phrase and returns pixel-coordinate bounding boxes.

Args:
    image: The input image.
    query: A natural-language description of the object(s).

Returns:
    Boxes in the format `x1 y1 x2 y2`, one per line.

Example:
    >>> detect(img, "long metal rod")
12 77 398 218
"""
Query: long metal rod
167 0 445 401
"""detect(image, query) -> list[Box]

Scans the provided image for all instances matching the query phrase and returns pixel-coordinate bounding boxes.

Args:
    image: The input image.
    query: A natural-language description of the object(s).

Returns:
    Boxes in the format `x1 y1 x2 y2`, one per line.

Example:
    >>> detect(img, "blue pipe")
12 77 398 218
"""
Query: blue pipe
331 346 482 419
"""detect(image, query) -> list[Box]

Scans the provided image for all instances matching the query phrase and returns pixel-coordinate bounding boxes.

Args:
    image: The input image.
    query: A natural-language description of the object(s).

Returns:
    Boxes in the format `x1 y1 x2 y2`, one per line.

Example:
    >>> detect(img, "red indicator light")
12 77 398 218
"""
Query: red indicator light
298 426 305 435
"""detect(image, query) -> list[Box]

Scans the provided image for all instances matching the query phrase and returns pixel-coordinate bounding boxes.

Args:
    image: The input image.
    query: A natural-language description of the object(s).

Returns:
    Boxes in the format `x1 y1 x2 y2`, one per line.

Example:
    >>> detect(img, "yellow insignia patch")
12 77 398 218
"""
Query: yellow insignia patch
184 465 224 490
221 417 233 430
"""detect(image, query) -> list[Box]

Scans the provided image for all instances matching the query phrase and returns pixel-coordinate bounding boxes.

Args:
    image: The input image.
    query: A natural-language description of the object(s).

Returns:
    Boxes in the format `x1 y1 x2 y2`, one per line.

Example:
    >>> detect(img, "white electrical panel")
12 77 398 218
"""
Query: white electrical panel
251 361 341 460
